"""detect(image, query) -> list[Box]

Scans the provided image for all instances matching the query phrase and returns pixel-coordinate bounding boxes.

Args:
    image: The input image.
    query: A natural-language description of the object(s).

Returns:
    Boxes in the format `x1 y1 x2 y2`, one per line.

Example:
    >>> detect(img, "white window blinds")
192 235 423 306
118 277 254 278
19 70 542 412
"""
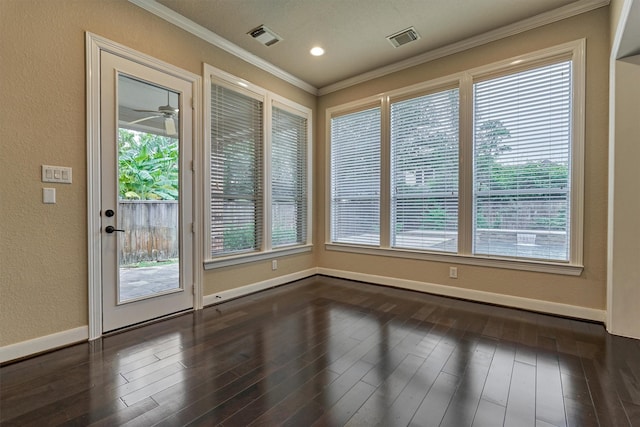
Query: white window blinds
473 61 572 261
210 85 263 256
271 106 308 247
391 89 459 252
331 107 381 245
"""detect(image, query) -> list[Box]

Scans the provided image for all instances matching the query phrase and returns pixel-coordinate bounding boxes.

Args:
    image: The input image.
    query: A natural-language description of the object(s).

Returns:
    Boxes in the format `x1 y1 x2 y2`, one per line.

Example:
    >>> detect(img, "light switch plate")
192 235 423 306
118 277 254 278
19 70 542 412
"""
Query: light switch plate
42 165 72 184
43 188 56 204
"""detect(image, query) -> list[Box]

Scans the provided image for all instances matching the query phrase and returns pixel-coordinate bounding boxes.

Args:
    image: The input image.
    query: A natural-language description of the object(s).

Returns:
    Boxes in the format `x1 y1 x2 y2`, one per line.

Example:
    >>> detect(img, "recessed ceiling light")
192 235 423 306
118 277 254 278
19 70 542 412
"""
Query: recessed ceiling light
310 47 325 56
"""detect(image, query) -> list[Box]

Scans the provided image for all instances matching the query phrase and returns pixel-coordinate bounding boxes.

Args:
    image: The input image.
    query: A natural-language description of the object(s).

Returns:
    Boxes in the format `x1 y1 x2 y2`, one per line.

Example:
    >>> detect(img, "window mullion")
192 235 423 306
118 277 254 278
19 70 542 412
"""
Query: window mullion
380 96 391 249
458 74 474 256
263 95 273 252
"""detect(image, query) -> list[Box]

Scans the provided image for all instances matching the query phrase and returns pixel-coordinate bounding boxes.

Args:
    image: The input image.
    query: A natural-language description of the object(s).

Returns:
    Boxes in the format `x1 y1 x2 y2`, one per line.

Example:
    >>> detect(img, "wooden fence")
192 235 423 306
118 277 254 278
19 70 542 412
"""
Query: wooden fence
119 200 178 265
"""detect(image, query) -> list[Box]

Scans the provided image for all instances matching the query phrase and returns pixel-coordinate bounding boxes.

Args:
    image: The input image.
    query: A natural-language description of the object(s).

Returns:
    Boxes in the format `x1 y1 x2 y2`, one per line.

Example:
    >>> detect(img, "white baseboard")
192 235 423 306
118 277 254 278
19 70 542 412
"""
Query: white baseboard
203 268 319 306
317 268 606 322
0 326 88 364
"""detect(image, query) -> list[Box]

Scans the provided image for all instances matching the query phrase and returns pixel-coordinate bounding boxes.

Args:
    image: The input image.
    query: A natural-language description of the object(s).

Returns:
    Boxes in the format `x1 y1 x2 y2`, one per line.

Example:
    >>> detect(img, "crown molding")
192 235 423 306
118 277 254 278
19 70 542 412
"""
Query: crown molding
128 0 318 95
318 0 609 95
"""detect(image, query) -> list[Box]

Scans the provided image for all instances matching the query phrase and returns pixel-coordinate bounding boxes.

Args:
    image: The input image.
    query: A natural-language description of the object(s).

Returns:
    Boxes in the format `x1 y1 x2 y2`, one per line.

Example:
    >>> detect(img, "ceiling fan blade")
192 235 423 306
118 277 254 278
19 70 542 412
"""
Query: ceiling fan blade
128 115 161 125
164 117 177 136
133 108 162 114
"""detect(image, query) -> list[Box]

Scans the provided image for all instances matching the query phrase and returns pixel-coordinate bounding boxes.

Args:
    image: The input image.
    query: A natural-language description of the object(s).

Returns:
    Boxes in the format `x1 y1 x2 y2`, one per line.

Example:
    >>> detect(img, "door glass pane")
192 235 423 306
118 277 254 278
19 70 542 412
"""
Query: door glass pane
117 75 180 303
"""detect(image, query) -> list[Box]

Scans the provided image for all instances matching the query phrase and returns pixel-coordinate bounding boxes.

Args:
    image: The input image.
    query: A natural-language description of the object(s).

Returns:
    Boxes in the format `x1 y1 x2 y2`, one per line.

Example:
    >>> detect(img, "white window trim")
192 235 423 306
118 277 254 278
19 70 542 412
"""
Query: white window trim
325 40 585 275
204 64 313 269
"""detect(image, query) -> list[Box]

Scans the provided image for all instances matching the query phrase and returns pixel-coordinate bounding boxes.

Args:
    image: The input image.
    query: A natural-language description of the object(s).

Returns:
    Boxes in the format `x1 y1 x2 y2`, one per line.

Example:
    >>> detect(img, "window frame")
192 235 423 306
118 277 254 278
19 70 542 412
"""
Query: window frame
271 101 310 249
330 103 383 246
204 64 313 269
389 85 461 253
471 59 574 262
325 40 585 275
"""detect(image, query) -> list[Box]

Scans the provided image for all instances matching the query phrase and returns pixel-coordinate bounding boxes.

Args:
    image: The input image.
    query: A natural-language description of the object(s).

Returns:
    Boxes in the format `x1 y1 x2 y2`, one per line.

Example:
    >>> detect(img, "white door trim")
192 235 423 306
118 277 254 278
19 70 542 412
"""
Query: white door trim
86 32 203 340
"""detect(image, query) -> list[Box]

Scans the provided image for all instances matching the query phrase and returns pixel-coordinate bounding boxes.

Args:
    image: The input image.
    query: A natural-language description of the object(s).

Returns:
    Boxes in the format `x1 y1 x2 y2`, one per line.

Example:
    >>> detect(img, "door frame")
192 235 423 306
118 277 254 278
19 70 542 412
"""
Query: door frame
86 32 203 340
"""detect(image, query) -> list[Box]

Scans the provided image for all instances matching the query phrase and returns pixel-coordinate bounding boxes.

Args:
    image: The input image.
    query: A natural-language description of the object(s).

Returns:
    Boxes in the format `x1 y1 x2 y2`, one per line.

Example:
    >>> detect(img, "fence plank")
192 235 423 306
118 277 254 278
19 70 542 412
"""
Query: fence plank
119 201 178 265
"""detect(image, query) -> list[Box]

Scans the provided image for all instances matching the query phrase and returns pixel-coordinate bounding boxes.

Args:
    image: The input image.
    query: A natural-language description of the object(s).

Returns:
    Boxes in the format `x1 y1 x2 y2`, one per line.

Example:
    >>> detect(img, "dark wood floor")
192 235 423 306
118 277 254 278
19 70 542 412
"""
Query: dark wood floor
2 275 639 426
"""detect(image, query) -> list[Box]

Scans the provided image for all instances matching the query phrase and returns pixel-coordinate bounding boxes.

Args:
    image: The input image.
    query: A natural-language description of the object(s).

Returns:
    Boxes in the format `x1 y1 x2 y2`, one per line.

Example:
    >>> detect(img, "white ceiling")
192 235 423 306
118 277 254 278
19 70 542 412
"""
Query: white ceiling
149 0 604 91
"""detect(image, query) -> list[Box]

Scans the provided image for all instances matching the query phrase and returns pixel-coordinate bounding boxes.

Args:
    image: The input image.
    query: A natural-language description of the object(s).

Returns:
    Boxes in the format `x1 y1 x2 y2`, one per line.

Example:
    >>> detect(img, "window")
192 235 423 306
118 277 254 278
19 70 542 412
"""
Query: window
391 88 459 252
205 65 311 267
327 41 584 274
473 61 572 261
210 85 263 255
330 107 381 245
272 106 308 247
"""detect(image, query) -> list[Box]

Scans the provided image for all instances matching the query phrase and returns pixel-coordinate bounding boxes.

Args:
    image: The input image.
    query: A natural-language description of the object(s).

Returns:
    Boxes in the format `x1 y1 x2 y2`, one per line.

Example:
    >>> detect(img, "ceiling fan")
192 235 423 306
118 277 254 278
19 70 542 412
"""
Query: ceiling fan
128 91 178 136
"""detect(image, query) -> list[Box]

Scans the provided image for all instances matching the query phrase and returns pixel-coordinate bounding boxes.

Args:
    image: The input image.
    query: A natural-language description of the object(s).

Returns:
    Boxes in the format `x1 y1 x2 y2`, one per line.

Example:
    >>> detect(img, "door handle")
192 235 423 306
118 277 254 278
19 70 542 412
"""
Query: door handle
105 225 125 233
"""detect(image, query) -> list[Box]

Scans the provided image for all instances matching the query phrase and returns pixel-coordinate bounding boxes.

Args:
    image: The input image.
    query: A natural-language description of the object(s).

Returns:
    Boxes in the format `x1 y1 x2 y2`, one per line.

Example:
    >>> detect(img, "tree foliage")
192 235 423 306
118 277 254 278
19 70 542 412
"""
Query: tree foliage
488 161 569 191
118 129 179 200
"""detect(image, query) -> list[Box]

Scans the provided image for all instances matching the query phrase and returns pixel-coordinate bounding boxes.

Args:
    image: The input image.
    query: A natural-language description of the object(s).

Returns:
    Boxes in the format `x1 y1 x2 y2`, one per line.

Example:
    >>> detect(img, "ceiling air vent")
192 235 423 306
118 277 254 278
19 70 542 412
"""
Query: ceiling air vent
387 27 420 48
248 25 282 47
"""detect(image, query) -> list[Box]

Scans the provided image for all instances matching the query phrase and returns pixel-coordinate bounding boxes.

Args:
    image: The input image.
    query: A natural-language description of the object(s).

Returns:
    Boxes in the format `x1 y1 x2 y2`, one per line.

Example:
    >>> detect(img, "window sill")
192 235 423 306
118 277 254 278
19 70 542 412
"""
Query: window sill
204 244 313 270
325 243 583 276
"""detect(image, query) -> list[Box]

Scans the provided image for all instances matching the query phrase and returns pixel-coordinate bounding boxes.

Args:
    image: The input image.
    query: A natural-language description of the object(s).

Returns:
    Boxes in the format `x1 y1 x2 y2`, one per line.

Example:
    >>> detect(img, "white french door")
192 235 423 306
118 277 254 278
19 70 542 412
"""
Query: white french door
100 51 194 332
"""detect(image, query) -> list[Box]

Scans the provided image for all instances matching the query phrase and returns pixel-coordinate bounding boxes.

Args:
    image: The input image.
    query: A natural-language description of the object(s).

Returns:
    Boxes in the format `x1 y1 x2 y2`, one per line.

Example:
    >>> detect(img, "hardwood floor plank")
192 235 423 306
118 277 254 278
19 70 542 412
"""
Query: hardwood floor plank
536 351 567 427
409 371 459 427
280 399 326 427
439 337 496 427
472 398 506 427
581 356 633 426
480 341 515 407
622 399 640 426
120 370 186 407
564 396 599 427
378 334 458 427
504 361 536 427
311 380 376 427
248 369 341 426
80 397 158 427
343 353 425 426
222 360 341 426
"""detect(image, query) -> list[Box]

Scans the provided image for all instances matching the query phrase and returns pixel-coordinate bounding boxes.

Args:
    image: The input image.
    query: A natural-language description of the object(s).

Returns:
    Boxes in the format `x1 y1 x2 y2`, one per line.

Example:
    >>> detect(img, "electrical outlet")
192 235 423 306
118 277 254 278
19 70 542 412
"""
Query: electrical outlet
272 260 278 271
449 267 458 279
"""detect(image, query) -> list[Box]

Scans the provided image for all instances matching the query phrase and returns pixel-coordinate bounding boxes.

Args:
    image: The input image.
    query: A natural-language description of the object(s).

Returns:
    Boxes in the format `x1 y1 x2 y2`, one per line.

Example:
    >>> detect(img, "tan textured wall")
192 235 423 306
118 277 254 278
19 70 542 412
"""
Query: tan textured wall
0 0 315 347
316 8 610 311
203 252 316 295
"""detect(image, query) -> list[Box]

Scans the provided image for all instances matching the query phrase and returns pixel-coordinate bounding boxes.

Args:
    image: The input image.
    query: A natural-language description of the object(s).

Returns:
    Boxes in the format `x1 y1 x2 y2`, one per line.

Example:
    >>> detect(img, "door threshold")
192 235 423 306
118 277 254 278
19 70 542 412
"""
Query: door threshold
102 308 193 337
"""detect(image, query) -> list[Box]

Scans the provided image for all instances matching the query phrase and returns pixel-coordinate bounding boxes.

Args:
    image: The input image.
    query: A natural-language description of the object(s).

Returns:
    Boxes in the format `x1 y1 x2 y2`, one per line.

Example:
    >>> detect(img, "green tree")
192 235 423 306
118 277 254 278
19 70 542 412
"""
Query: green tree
475 119 511 191
118 129 179 200
490 161 569 191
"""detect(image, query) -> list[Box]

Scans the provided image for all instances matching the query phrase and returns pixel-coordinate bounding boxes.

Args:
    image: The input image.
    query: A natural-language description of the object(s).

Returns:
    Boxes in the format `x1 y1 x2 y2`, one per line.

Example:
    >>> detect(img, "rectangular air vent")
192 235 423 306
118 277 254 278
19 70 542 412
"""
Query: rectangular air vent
387 27 420 48
248 25 282 47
